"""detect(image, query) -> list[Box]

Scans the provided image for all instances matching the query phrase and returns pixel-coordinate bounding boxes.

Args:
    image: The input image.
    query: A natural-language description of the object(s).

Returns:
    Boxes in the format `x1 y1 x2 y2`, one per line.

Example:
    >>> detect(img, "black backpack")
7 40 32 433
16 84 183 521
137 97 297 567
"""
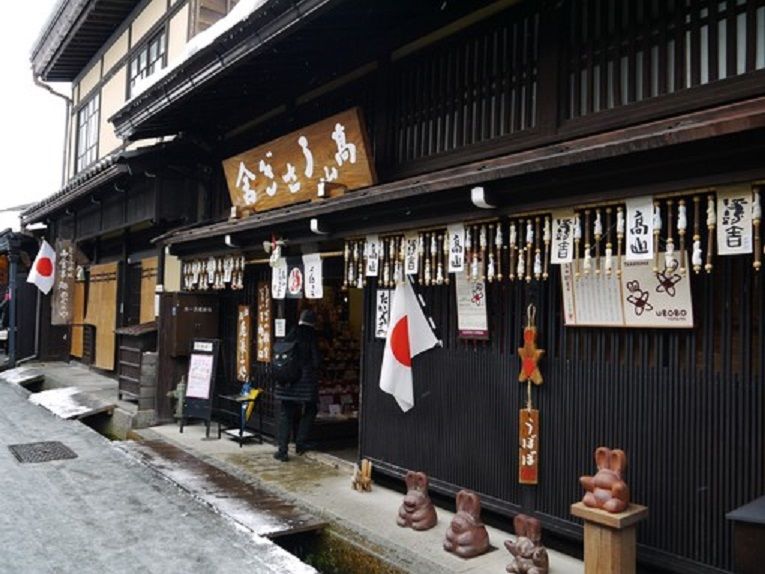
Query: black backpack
272 331 302 386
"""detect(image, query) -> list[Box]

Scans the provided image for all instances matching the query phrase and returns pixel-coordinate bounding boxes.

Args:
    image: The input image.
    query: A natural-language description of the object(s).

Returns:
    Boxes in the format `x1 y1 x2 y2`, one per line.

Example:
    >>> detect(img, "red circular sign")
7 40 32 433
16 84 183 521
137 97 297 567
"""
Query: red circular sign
36 257 53 278
390 316 411 367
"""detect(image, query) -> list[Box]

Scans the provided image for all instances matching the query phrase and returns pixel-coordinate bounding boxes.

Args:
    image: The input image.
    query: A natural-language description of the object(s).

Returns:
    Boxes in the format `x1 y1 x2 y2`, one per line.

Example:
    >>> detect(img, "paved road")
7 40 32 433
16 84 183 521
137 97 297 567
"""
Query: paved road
0 382 315 574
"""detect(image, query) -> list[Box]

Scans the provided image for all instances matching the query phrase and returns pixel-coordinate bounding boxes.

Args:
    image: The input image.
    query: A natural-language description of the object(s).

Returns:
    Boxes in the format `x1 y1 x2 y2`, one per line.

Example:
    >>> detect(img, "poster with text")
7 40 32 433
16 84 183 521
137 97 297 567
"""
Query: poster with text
625 196 654 261
303 253 324 299
455 273 489 339
551 210 576 264
716 185 753 255
375 289 392 339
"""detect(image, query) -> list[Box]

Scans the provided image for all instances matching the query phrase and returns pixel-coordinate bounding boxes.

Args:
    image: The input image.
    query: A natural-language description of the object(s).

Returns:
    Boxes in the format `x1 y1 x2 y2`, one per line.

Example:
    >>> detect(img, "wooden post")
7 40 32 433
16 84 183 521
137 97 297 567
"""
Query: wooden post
571 502 648 574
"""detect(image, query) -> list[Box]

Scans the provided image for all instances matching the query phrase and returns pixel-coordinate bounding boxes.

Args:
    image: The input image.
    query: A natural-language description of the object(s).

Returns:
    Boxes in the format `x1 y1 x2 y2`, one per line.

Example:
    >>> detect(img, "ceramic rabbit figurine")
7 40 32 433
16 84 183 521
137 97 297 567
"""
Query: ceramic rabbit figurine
580 446 630 513
397 471 437 530
443 490 490 558
505 514 549 574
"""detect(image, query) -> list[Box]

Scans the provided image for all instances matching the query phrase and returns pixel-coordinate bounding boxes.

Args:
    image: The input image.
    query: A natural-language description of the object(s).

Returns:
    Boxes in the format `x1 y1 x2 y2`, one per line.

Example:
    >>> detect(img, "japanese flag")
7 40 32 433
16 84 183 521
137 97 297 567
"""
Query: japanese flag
379 278 439 412
27 239 56 295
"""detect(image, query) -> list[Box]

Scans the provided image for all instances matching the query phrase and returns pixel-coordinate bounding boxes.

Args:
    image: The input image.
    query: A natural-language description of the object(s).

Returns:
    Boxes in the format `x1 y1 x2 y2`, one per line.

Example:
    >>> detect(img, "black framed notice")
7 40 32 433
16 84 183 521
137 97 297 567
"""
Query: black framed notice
180 338 220 437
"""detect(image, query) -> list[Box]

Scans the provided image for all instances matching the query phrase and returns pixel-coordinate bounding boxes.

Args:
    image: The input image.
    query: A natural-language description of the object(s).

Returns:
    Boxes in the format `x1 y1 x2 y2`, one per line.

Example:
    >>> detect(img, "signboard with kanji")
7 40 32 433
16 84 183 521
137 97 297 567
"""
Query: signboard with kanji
222 107 376 213
236 305 251 382
519 409 539 485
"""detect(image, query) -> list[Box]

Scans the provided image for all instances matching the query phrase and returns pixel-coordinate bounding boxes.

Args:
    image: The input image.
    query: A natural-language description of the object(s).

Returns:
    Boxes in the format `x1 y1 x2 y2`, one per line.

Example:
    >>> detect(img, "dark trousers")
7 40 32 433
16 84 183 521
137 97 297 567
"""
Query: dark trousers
276 400 318 454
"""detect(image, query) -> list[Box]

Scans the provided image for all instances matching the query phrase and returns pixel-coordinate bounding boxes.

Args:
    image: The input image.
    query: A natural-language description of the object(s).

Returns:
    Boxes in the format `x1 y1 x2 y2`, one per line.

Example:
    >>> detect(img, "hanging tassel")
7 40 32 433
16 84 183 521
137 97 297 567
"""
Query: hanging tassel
665 199 675 270
705 194 715 273
583 210 591 276
525 219 533 283
533 217 542 281
616 206 625 278
678 200 687 275
479 225 487 282
653 202 662 273
605 208 613 276
543 216 551 280
593 209 602 275
573 213 582 278
692 196 703 274
487 224 496 283
509 221 518 281
436 233 444 286
495 222 504 281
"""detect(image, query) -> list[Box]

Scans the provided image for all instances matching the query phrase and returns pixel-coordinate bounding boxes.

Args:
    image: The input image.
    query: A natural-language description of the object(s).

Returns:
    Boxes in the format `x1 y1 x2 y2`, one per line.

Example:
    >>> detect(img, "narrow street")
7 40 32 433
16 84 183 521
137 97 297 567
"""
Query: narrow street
0 382 314 574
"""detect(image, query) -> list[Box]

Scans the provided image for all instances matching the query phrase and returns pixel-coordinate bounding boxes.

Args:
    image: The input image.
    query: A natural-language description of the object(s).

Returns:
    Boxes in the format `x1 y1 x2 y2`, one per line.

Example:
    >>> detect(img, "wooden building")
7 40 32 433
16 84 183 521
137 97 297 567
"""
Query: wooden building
31 0 765 572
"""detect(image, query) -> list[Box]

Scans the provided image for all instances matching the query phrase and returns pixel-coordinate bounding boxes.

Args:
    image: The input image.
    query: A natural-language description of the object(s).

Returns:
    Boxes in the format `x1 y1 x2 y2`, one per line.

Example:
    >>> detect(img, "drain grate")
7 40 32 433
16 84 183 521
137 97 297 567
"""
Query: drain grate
8 441 78 463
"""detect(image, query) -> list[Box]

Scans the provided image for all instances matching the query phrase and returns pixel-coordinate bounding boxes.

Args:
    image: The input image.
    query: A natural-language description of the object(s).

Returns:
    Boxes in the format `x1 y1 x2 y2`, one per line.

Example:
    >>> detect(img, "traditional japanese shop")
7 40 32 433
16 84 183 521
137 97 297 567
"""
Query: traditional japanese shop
112 0 765 571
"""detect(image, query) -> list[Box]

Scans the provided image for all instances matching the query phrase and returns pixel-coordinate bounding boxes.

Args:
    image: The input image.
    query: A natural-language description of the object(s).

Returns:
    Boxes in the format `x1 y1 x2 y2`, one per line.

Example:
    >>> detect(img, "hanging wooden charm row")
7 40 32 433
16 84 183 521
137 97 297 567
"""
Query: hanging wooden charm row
182 255 245 291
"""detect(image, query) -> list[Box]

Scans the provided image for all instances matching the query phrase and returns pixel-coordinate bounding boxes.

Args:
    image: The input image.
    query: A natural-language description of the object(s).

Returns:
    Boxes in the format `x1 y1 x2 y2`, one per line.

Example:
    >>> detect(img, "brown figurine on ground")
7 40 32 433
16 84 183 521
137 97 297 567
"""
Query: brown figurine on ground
505 514 549 574
580 446 630 513
397 471 437 530
443 490 490 558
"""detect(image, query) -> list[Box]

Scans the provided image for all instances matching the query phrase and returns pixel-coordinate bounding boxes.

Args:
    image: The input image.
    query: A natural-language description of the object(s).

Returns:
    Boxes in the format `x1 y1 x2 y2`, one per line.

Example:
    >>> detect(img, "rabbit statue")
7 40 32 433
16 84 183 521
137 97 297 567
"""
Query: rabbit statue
505 514 549 574
580 446 630 513
443 489 490 558
397 471 437 530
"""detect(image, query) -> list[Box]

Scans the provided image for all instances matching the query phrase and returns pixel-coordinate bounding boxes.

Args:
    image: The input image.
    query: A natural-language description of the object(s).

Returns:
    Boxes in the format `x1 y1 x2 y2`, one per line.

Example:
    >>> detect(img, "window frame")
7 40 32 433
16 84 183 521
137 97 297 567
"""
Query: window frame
75 93 100 174
127 28 168 99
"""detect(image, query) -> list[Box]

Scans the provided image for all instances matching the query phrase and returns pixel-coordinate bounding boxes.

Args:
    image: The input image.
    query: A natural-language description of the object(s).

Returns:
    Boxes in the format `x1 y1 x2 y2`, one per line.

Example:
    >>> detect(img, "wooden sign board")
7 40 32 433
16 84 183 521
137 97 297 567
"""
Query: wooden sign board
182 339 220 436
222 107 376 214
51 239 76 326
256 282 272 362
236 305 251 381
519 408 539 485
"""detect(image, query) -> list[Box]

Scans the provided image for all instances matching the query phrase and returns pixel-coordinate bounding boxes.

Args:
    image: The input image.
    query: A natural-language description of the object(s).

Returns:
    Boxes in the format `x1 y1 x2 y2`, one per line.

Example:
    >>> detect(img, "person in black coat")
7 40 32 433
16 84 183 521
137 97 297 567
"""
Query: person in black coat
274 309 321 461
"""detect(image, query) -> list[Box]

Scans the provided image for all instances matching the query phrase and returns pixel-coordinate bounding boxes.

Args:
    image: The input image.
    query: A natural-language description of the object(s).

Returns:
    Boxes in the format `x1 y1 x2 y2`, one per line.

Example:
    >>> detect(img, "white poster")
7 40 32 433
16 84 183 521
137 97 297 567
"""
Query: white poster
625 196 654 261
375 289 392 339
404 233 419 276
271 258 288 299
551 210 576 264
455 273 489 339
365 234 380 277
716 185 753 255
302 253 323 299
186 353 214 399
561 251 693 328
275 318 286 338
447 224 466 272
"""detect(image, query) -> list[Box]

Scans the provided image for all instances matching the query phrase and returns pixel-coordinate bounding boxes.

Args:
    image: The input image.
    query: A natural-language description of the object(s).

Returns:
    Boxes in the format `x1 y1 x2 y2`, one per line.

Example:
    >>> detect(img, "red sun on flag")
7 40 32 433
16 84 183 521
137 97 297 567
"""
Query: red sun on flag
36 257 54 278
390 316 411 367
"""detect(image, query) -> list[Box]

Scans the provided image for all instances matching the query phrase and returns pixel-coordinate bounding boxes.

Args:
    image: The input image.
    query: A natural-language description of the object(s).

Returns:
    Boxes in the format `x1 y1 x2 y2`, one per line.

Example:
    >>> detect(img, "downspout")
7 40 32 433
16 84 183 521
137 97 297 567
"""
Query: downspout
32 73 72 187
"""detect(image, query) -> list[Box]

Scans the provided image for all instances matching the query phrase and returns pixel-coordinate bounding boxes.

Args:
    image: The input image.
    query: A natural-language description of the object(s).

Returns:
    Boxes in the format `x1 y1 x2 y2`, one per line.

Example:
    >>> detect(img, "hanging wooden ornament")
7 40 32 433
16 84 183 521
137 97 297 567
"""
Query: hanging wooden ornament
518 304 544 486
533 217 542 281
574 213 582 278
464 225 473 279
496 221 504 282
692 196 703 273
665 199 675 270
436 233 445 286
604 208 613 276
342 241 350 290
616 206 625 277
418 233 425 285
525 219 533 284
583 210 591 276
479 225 487 282
705 194 715 273
678 199 688 275
358 239 365 288
542 216 551 280
443 230 451 285
593 209 602 275
509 221 518 281
423 233 431 286
753 188 761 271
487 224 496 283
516 220 526 281
653 202 662 273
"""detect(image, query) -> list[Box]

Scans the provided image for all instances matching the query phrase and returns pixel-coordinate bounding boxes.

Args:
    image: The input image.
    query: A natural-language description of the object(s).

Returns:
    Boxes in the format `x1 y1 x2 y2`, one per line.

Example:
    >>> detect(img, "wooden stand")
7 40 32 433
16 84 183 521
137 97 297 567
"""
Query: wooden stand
571 502 648 574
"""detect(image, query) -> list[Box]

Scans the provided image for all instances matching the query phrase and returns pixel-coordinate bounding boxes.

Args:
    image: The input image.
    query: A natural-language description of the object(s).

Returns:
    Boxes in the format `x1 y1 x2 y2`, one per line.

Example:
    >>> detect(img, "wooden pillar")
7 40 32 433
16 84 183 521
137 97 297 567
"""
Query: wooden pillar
571 502 648 574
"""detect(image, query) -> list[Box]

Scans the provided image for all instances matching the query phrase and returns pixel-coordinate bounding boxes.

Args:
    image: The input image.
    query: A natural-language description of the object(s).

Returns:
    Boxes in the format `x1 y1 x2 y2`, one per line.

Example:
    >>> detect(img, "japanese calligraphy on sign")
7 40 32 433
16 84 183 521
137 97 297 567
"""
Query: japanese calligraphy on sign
302 253 323 299
236 306 251 381
716 185 753 255
272 258 288 300
404 233 419 276
375 289 392 339
551 210 575 264
447 224 466 272
519 409 539 485
222 108 376 214
51 239 76 326
365 235 381 277
256 282 272 363
455 273 489 339
625 196 654 261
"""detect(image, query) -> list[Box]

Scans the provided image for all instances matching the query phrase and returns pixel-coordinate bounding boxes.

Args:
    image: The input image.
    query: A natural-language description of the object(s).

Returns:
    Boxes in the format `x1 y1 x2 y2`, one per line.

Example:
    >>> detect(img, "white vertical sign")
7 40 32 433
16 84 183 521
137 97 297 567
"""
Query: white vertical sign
551 210 576 264
625 196 654 261
447 224 466 272
404 233 419 275
375 289 392 339
716 186 753 255
302 253 324 299
271 258 288 299
365 234 380 277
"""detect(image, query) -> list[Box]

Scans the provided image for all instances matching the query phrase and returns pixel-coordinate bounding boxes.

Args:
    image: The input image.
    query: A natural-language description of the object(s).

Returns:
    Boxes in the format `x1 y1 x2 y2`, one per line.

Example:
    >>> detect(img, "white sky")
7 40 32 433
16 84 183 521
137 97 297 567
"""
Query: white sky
0 1 67 220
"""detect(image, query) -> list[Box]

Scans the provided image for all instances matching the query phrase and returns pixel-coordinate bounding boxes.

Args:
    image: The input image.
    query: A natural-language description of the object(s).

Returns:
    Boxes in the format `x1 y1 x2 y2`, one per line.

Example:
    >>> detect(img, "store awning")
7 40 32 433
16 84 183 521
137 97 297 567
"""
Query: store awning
157 95 765 252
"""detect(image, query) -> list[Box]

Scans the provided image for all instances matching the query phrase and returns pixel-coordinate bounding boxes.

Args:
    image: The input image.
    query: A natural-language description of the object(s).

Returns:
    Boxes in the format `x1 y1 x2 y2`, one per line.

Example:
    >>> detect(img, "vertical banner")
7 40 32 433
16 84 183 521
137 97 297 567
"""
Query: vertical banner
236 306 251 381
271 258 288 299
519 409 539 485
375 289 392 339
625 196 654 261
303 253 324 299
404 233 419 276
256 282 272 363
365 235 380 277
717 185 753 255
447 224 466 272
286 258 304 299
454 272 489 339
51 239 76 325
550 210 575 264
